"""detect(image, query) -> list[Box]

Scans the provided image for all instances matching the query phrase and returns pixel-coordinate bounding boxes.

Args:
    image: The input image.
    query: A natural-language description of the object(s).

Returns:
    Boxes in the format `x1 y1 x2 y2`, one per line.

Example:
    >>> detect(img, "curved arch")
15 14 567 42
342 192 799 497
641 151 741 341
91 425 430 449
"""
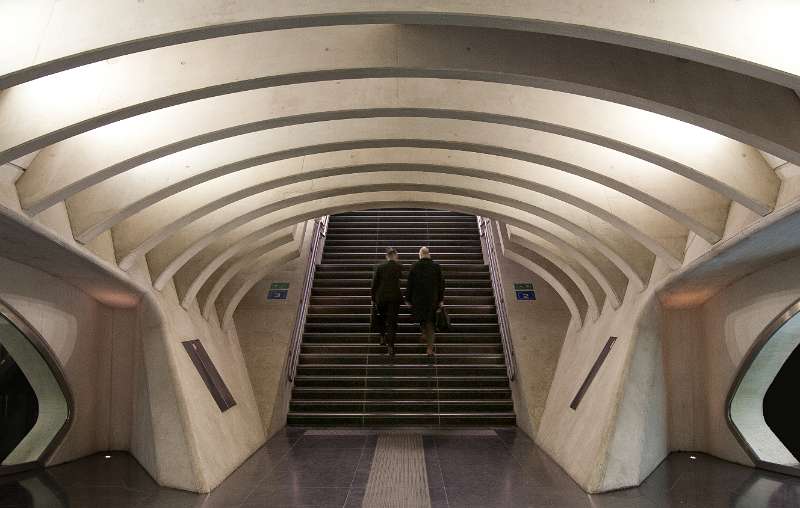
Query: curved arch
3 7 798 91
25 106 757 222
3 25 798 171
169 190 631 312
75 140 706 249
140 181 642 295
106 149 685 269
505 225 606 316
203 213 608 319
728 297 800 475
217 202 587 330
494 230 585 331
191 226 297 309
219 249 301 328
200 226 305 318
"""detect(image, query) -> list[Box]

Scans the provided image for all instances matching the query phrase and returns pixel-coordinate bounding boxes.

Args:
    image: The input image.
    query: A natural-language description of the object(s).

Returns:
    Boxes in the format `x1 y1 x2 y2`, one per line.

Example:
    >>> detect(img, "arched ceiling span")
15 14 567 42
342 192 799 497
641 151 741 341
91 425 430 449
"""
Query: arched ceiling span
57 123 734 247
139 178 652 290
17 80 775 218
3 3 797 323
171 191 632 320
2 25 799 166
3 2 798 89
200 223 306 319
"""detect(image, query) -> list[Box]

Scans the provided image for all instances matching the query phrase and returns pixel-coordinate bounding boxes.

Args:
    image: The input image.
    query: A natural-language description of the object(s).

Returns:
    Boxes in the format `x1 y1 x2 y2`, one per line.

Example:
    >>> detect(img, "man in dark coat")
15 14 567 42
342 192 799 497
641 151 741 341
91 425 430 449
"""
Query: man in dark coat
406 246 445 356
371 248 403 356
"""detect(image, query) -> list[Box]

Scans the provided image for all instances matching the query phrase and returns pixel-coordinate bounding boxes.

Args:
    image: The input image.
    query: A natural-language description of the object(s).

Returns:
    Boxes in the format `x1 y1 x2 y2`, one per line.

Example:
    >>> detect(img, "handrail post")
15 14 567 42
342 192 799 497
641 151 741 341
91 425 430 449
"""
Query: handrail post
477 216 516 381
287 215 329 382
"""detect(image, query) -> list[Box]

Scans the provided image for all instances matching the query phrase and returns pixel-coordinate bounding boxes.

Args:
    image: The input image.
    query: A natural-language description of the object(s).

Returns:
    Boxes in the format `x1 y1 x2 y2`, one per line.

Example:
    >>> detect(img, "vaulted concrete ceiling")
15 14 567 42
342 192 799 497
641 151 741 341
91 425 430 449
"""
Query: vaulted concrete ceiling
2 1 798 324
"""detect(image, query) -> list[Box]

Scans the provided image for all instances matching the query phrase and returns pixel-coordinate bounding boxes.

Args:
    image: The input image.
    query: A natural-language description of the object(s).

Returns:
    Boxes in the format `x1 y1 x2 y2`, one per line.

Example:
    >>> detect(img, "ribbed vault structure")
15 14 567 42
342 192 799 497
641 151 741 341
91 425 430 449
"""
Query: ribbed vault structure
2 1 799 328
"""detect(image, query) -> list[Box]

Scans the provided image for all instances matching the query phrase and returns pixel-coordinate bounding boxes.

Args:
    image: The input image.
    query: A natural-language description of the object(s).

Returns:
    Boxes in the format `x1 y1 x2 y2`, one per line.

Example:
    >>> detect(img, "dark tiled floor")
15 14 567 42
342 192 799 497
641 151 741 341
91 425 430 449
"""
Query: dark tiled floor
2 427 800 507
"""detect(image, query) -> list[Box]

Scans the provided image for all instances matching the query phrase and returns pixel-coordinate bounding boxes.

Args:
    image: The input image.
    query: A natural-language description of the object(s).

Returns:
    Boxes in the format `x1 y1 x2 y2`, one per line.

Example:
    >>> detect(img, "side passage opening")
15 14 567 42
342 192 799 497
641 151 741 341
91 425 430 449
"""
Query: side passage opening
728 298 800 477
0 299 72 475
763 343 800 462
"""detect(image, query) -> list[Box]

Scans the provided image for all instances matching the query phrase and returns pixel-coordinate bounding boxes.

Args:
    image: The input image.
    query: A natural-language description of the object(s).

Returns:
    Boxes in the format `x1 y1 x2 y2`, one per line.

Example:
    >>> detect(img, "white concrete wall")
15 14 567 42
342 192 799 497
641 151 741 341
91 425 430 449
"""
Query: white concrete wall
232 220 315 437
532 260 672 493
663 255 800 466
0 255 133 465
490 225 572 440
1 180 267 492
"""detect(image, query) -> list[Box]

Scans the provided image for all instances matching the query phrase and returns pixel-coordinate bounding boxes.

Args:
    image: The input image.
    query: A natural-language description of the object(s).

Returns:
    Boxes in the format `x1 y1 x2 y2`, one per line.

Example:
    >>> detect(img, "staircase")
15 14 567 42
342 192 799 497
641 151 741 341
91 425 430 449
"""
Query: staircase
287 209 515 426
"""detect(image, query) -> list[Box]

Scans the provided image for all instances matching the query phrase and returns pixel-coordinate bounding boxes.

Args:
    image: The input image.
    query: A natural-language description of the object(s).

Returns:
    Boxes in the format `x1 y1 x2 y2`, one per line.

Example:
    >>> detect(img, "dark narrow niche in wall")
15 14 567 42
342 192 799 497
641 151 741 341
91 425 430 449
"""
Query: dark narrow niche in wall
0 344 39 462
570 336 617 410
182 340 236 412
763 342 800 461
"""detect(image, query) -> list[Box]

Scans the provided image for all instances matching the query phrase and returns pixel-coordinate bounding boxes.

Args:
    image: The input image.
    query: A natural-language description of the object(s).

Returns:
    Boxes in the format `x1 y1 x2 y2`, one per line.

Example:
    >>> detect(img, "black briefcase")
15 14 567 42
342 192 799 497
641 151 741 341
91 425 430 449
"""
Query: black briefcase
370 304 381 333
436 306 451 332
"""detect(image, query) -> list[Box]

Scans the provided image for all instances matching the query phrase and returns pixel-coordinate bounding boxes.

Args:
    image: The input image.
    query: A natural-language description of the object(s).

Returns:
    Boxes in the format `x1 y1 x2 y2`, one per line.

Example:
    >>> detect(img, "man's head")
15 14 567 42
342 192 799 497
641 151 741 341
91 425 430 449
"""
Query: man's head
385 248 399 261
419 246 431 259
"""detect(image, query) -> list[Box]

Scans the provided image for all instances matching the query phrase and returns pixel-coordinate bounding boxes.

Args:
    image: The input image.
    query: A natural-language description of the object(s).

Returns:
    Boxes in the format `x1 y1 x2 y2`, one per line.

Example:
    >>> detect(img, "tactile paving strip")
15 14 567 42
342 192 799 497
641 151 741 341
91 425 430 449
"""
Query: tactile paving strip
361 434 432 508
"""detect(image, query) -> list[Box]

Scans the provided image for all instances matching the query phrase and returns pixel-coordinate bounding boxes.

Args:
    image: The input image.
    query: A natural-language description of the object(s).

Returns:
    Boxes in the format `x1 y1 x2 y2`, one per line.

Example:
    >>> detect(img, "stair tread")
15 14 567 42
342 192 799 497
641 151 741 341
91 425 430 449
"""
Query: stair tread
291 208 512 425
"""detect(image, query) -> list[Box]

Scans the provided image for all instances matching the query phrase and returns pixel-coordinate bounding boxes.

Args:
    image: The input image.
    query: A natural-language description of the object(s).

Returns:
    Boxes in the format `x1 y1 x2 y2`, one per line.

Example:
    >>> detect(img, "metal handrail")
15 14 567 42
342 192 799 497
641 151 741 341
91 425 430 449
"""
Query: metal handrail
477 216 516 381
287 215 329 382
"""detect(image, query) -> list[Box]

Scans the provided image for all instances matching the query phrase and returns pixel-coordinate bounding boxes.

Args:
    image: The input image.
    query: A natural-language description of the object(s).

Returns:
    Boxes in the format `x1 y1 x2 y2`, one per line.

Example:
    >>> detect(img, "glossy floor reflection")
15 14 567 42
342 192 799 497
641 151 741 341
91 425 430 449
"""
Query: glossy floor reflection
1 427 799 507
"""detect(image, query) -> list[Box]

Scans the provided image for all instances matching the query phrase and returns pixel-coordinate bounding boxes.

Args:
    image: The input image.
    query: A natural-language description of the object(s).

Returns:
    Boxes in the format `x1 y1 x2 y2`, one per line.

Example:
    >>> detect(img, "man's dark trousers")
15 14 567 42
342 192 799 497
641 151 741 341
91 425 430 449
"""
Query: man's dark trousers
376 301 400 347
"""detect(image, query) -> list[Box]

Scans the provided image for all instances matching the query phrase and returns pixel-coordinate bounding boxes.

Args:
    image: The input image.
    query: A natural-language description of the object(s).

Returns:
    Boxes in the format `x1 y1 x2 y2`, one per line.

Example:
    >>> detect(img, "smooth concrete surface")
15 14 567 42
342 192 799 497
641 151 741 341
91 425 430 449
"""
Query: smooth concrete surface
0 257 131 466
232 220 314 437
4 1 799 86
2 14 799 165
533 260 672 493
493 228 572 440
0 315 67 466
3 1 800 497
663 256 800 468
3 427 800 507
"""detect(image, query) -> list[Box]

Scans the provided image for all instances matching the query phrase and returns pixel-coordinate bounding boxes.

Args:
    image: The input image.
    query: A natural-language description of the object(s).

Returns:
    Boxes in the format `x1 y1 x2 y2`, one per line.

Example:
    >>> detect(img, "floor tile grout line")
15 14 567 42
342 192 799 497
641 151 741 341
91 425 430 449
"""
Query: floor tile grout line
493 429 594 505
237 430 307 507
431 435 451 508
341 436 370 508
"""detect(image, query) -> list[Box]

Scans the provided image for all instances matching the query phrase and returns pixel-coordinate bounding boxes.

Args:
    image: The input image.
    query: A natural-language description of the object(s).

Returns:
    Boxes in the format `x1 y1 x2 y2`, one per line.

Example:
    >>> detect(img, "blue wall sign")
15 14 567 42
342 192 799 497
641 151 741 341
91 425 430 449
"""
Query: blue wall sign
515 290 536 301
267 289 289 300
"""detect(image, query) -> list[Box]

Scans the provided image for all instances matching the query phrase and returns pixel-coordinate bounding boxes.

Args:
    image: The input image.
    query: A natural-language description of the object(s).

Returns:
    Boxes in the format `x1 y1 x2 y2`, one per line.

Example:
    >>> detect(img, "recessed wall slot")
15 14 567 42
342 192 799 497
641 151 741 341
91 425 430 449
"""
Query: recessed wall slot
183 340 236 412
570 336 617 410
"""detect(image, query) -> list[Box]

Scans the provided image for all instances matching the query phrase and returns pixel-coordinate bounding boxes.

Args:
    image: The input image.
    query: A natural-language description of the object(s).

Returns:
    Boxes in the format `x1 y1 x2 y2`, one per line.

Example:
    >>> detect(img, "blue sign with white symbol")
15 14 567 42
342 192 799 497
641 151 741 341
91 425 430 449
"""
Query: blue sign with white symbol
267 289 289 300
515 290 536 301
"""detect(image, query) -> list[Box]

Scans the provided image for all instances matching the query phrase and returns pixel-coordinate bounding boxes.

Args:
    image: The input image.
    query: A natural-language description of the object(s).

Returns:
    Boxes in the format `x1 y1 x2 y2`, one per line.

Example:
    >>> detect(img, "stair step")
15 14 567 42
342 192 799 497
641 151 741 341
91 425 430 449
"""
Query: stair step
305 314 499 324
291 387 512 400
295 372 508 388
316 264 488 272
301 332 501 344
311 287 494 297
324 239 481 246
330 215 475 222
286 412 516 426
290 400 514 412
314 272 489 280
310 280 491 288
301 344 503 354
310 295 495 305
298 353 506 365
325 233 479 240
302 323 500 333
289 208 512 426
307 305 496 314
